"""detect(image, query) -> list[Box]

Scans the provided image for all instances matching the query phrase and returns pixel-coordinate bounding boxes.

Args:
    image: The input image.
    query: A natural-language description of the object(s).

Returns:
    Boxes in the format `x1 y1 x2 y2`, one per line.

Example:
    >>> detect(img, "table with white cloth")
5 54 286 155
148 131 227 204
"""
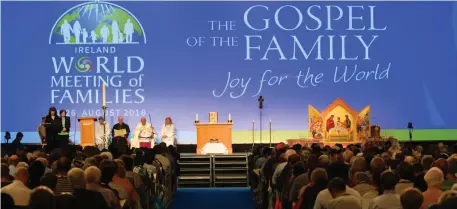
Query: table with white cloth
201 143 228 155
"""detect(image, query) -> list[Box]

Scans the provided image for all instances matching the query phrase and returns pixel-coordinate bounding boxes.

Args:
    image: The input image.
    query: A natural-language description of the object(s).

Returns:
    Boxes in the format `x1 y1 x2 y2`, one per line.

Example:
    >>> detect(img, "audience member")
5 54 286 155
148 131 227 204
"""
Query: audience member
327 177 362 209
395 162 415 194
1 163 12 187
84 166 121 209
352 172 377 196
67 167 109 209
422 167 445 208
367 171 402 209
400 188 423 209
1 193 15 209
29 186 55 209
55 157 73 194
2 166 32 206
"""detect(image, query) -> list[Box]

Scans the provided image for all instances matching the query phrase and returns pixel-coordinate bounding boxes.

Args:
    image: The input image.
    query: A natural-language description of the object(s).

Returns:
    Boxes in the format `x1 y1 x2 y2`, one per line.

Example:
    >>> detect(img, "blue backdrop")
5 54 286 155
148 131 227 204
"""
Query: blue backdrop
1 1 457 143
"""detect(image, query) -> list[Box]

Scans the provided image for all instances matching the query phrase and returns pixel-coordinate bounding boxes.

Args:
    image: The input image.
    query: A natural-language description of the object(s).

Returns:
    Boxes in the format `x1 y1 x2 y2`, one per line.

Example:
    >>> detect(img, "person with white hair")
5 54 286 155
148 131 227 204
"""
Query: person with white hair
84 166 121 209
16 162 29 169
100 152 113 160
131 116 156 149
421 167 444 208
68 167 109 209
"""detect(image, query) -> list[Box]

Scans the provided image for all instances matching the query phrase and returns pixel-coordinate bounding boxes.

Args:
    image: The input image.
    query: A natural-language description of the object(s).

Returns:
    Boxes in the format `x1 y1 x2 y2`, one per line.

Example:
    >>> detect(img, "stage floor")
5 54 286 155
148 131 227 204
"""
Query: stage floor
4 141 456 154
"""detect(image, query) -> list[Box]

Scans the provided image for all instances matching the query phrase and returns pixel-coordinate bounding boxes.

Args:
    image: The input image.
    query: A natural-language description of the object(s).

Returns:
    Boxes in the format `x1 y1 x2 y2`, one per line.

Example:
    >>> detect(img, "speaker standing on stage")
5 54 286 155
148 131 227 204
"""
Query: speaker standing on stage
111 116 130 155
160 117 176 147
59 109 71 147
44 107 60 151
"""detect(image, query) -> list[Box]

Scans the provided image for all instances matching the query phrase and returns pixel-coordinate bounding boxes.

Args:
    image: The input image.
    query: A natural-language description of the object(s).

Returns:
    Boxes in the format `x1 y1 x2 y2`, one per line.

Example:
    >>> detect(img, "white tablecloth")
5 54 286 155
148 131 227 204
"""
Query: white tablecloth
201 143 228 155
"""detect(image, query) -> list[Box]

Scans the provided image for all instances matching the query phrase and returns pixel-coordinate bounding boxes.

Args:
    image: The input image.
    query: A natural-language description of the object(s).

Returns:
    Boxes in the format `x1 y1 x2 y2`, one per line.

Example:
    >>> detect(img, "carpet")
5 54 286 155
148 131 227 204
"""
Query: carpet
169 187 255 209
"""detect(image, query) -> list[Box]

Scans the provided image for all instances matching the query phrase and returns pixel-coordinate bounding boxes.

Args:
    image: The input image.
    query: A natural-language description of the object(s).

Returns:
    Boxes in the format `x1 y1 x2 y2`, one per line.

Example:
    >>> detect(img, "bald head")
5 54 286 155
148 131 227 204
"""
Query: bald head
15 166 29 185
118 116 123 124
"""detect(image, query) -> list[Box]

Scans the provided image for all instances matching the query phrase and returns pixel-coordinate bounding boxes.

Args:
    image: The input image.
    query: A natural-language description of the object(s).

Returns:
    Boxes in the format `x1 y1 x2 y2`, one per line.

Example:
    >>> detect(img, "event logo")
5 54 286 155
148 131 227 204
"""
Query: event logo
75 56 93 72
49 0 147 116
48 0 146 45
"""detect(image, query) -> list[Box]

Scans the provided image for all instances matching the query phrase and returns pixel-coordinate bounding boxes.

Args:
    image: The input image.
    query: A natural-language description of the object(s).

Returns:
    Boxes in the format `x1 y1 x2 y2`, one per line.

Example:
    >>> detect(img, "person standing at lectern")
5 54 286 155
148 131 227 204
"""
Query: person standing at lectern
160 117 176 147
59 109 71 147
44 107 61 151
111 116 130 156
132 116 156 149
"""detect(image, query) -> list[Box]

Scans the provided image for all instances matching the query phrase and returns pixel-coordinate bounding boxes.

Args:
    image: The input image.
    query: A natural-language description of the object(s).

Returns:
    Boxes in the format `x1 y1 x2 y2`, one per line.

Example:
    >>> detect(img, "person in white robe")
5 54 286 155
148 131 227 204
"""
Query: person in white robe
95 116 110 150
160 117 176 147
132 116 156 148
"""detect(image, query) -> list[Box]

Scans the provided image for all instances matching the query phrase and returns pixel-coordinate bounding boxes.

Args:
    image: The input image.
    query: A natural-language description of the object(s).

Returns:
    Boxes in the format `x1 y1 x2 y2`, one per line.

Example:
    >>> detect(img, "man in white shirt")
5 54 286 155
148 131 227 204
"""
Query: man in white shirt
314 180 361 209
94 116 110 150
131 116 156 148
2 167 32 206
327 177 362 209
160 117 176 147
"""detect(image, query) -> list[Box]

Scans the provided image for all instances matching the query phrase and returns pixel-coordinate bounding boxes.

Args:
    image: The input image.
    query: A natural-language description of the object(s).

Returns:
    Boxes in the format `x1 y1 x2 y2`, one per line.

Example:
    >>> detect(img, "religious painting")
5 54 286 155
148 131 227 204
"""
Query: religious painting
324 105 353 142
308 106 324 139
357 106 371 140
209 112 218 124
308 98 370 143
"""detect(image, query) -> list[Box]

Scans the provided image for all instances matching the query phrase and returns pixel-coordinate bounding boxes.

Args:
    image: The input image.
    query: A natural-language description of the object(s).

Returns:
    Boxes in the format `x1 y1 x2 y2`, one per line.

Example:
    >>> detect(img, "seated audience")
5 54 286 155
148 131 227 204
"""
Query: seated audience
67 167 109 209
84 166 121 209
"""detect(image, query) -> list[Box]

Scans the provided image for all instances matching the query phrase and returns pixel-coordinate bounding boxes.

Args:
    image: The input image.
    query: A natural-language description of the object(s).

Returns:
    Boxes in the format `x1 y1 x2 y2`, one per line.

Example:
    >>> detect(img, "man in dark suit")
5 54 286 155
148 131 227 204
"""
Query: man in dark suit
111 116 130 157
59 109 71 148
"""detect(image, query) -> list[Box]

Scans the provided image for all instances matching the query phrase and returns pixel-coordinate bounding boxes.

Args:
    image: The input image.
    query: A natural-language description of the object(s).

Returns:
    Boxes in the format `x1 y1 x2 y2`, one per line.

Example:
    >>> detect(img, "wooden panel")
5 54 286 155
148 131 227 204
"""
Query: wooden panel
78 117 96 148
195 123 233 154
77 116 97 121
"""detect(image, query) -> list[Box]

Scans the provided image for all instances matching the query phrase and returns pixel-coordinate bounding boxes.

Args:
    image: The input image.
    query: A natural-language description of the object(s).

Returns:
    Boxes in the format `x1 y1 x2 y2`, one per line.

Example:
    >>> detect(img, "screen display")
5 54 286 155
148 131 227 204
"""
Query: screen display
1 1 457 143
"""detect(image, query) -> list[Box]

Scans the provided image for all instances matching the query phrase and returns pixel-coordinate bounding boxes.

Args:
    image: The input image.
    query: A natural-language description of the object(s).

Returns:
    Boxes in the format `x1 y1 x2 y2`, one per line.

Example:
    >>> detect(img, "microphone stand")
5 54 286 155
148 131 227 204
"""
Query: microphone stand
269 119 272 148
148 113 155 146
252 120 255 150
102 105 107 150
258 96 264 145
409 128 413 143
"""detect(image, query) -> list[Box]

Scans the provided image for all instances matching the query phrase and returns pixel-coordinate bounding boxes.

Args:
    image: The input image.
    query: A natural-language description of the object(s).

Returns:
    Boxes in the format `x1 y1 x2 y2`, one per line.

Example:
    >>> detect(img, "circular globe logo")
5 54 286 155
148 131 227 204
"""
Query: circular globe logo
75 56 93 72
49 1 146 45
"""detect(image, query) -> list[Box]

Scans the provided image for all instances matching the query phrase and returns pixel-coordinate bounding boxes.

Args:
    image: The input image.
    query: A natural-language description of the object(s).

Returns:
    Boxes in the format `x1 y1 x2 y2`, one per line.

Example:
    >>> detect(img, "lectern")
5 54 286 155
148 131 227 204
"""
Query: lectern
195 122 233 154
78 116 97 148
